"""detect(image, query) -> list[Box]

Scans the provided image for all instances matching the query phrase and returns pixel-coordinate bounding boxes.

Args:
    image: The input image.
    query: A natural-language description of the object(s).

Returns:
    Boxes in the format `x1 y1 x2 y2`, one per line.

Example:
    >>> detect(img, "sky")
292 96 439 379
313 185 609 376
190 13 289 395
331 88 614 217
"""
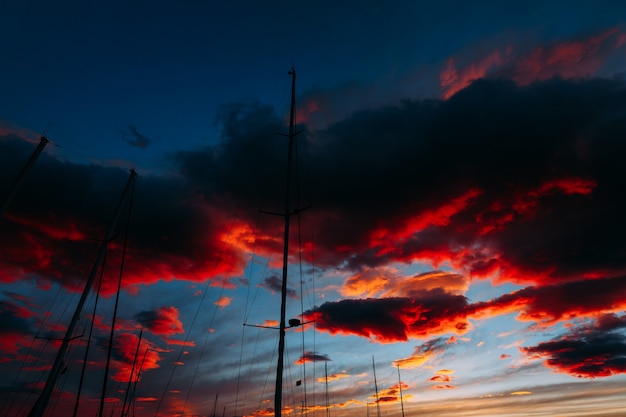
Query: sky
1 1 626 417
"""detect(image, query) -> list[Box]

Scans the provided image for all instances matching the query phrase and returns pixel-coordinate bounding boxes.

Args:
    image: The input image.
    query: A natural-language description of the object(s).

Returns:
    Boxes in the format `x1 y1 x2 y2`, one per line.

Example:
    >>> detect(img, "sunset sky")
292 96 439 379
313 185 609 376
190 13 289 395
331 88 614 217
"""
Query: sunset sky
1 1 626 417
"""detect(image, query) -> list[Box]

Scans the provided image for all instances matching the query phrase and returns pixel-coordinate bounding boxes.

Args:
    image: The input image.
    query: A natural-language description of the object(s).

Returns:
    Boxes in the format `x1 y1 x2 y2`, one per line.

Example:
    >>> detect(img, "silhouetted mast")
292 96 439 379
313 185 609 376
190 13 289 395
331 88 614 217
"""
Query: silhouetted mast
211 393 219 417
397 365 405 417
1 136 49 217
274 67 297 417
372 356 381 417
325 362 330 417
27 169 138 417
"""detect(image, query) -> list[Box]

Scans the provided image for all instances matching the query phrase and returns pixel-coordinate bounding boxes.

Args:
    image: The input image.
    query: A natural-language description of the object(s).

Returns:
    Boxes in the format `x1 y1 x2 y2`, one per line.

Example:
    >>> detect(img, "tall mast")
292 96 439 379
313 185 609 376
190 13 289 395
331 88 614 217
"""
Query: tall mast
27 169 138 417
325 362 330 417
372 356 381 417
1 135 49 218
274 67 297 417
397 365 405 417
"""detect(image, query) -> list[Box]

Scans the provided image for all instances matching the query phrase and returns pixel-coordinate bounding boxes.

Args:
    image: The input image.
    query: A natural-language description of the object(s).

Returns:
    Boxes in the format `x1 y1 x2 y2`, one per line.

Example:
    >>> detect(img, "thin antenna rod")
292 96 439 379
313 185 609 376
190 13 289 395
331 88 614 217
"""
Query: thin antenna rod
100 172 136 417
397 365 405 417
1 136 49 217
372 356 381 417
274 67 297 417
72 256 107 417
27 169 138 417
325 362 330 417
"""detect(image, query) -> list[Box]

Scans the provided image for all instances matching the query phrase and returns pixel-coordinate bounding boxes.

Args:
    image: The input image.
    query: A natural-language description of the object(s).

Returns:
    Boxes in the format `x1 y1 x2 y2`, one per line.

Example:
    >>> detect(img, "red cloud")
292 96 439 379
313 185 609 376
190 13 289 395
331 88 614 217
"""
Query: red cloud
470 276 626 327
369 188 482 256
441 50 507 99
440 28 624 99
305 276 626 344
135 306 184 337
111 332 162 383
521 313 626 378
473 177 596 235
295 351 330 364
429 374 452 383
304 290 470 343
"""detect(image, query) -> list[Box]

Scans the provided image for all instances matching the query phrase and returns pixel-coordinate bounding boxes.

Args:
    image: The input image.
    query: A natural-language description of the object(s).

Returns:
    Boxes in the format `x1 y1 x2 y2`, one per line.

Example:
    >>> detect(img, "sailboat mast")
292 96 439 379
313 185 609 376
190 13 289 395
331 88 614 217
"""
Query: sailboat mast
274 67 297 417
27 169 138 417
396 365 405 417
325 362 330 417
372 356 381 417
1 135 49 217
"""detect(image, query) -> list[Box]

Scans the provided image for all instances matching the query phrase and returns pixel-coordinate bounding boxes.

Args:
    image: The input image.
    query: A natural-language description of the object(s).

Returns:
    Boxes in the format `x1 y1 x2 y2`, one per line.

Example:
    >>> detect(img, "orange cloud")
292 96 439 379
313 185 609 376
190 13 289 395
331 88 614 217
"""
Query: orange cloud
214 296 232 309
342 268 468 299
318 372 351 383
433 384 456 390
393 338 447 368
429 374 453 383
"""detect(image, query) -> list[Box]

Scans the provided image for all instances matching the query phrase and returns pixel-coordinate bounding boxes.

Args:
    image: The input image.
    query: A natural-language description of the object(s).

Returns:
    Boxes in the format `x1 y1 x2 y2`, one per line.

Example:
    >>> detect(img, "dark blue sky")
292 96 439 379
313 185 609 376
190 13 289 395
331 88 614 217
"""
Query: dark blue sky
2 1 625 173
1 2 626 417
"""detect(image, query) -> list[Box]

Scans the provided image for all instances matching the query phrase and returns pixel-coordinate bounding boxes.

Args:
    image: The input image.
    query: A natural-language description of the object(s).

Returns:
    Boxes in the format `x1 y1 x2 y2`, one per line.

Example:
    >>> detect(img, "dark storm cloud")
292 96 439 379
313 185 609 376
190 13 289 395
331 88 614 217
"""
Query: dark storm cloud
303 289 470 343
2 76 626 352
120 124 153 149
3 76 625 297
135 306 184 337
521 313 626 378
0 134 248 293
0 300 33 334
303 275 626 346
261 275 297 299
173 76 626 289
307 77 626 283
471 275 626 326
295 351 331 364
173 100 287 205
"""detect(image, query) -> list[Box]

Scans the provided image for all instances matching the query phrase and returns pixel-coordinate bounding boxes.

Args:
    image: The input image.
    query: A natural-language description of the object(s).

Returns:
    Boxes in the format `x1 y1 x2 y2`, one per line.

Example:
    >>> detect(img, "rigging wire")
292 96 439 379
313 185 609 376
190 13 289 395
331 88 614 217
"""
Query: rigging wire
99 171 136 417
13 280 78 416
180 204 244 415
72 255 106 417
254 334 280 416
235 207 268 417
154 201 246 417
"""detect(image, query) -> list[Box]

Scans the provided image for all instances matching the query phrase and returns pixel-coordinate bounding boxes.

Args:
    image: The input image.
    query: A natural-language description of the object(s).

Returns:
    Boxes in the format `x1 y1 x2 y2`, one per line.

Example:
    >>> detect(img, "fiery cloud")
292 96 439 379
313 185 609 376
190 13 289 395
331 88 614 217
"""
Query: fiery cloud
214 296 232 309
471 276 626 327
342 268 468 299
135 306 184 337
440 28 625 98
295 351 330 364
521 313 626 378
111 332 161 383
429 374 453 383
393 338 447 368
304 290 470 343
